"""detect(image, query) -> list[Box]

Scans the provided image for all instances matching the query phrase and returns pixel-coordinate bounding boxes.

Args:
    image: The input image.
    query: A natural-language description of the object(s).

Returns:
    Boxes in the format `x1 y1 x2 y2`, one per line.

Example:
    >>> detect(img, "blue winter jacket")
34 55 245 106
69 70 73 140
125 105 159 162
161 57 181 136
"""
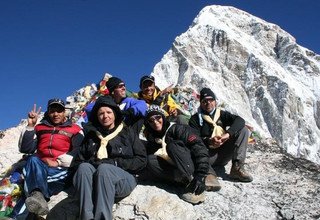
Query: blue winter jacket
84 96 147 127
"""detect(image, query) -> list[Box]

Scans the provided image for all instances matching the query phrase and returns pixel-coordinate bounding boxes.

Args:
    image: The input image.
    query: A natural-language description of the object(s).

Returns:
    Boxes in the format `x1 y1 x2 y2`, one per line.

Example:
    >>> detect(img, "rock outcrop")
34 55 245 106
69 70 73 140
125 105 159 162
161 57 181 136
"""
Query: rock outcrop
1 125 319 219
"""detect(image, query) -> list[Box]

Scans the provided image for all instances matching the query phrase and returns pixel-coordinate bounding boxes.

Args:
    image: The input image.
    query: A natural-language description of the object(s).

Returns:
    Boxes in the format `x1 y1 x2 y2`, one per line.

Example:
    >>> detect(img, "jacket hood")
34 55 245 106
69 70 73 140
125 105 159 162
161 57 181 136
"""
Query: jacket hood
89 95 123 127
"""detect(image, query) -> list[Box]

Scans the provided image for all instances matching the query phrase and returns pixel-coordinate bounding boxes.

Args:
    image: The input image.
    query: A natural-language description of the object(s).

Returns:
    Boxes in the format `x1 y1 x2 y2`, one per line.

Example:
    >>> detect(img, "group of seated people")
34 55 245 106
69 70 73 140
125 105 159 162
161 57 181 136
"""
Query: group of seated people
17 75 253 220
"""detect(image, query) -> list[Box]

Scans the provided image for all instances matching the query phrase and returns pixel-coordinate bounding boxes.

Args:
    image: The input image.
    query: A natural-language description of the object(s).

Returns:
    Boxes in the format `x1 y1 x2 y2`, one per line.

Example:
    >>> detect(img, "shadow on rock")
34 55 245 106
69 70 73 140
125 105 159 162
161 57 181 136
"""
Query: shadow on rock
46 197 79 220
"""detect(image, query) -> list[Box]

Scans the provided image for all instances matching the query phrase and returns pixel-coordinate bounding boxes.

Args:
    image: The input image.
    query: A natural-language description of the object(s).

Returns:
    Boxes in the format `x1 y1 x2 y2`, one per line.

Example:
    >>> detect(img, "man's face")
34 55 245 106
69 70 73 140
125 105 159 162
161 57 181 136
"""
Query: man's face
147 114 163 132
97 106 115 129
200 98 216 113
48 105 66 125
141 80 155 96
112 83 126 100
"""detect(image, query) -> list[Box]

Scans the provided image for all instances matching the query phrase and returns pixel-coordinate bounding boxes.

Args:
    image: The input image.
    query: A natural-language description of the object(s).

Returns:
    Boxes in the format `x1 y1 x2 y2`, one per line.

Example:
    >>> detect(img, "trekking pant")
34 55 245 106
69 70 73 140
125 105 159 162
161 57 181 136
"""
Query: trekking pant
73 163 136 220
23 155 69 199
147 141 195 185
209 126 249 166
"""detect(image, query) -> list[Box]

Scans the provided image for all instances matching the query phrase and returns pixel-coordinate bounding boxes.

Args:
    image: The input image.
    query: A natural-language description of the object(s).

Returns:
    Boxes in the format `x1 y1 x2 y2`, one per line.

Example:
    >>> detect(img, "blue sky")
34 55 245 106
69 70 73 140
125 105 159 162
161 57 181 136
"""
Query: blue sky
1 0 319 130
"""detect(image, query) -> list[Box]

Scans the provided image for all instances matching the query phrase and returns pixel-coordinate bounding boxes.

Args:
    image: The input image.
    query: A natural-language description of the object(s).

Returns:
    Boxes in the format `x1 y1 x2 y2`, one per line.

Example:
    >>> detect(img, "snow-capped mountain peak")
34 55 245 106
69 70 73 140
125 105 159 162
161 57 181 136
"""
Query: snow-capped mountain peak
152 5 320 164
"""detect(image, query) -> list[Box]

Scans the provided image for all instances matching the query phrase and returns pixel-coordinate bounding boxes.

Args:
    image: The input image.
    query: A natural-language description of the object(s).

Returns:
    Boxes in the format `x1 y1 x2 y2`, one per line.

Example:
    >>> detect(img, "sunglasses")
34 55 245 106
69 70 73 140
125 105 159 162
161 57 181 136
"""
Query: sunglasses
116 83 126 89
201 98 215 104
148 115 162 123
48 106 65 113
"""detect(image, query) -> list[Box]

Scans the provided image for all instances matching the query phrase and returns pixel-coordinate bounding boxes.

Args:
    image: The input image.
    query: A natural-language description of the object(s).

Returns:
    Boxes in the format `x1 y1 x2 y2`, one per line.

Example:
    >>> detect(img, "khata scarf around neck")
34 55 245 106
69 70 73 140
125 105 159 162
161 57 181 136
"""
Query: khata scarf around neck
96 122 124 159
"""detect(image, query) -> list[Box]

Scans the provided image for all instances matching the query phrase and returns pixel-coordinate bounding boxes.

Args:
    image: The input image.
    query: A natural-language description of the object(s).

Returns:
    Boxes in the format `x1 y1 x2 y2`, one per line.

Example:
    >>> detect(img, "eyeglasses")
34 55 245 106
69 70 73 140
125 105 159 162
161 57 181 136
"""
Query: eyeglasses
115 83 126 89
201 98 215 105
148 115 162 123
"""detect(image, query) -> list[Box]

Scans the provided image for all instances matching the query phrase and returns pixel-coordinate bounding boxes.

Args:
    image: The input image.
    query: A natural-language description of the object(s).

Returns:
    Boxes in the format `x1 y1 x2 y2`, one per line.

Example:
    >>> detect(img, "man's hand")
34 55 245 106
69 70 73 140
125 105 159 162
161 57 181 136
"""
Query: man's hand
27 104 41 127
211 133 230 148
43 158 59 167
57 154 73 167
219 133 230 144
160 84 174 96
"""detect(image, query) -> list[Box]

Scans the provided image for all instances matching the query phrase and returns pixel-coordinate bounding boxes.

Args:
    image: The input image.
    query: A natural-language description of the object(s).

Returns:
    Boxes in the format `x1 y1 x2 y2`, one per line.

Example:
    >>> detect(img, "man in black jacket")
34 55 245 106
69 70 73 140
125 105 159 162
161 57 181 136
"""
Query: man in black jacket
189 88 253 189
73 96 147 220
143 105 209 205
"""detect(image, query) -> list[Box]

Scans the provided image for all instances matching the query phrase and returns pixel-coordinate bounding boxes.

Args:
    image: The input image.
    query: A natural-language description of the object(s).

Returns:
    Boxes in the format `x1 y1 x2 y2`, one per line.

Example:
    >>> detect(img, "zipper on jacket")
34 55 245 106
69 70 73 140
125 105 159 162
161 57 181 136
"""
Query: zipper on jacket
49 127 55 157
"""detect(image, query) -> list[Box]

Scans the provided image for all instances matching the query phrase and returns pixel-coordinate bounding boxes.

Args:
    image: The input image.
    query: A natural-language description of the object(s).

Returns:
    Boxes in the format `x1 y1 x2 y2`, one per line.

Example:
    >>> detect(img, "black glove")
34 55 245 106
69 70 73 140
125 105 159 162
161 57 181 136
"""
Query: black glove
121 108 134 117
186 174 206 195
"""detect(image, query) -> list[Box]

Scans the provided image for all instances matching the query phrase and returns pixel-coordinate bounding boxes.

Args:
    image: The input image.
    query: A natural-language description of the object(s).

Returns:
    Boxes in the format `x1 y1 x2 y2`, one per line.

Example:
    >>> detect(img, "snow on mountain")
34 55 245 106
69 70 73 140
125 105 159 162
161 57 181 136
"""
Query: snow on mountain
151 5 320 164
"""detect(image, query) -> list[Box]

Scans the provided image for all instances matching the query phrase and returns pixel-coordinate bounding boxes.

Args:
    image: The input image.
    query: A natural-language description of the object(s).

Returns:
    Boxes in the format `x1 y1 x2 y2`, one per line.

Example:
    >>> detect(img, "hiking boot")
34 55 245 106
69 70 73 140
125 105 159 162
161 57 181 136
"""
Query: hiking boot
25 190 49 216
205 174 221 191
180 192 205 205
229 161 253 182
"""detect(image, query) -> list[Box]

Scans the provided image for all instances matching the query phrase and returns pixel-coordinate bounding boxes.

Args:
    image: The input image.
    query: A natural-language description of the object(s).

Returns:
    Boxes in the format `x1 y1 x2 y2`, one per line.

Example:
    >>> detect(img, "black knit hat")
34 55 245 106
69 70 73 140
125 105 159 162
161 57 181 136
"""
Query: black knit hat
89 96 123 126
106 77 124 93
144 105 169 136
139 75 155 89
200 88 216 102
146 105 166 118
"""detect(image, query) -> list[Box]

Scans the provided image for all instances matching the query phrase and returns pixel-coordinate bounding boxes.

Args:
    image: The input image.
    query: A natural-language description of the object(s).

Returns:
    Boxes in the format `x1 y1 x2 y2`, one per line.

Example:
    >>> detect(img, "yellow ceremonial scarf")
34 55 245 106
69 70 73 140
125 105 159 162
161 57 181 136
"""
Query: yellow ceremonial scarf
201 108 226 149
96 123 124 159
141 89 161 105
154 122 175 164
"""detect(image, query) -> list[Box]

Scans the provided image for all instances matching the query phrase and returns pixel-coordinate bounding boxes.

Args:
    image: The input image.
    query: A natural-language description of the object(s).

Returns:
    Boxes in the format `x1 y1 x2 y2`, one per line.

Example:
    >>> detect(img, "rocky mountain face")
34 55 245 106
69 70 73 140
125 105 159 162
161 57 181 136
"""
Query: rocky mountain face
1 5 320 220
152 5 320 165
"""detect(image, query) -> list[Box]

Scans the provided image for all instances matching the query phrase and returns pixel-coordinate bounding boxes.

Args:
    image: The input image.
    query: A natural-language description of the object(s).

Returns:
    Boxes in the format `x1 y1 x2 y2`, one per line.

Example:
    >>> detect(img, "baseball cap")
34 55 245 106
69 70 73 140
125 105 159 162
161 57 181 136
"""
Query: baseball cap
47 98 65 109
139 75 155 88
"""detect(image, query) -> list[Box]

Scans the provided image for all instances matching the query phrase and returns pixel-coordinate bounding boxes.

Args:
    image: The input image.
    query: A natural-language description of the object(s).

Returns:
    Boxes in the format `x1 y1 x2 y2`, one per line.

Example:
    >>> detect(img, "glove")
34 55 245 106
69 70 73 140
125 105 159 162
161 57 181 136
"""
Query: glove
121 108 134 117
186 174 206 195
57 154 73 167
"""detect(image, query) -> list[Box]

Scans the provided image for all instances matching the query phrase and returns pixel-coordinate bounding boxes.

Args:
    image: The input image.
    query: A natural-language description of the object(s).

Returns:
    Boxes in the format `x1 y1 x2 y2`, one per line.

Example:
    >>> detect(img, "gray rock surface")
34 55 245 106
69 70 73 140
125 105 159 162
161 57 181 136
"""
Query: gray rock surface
1 126 319 219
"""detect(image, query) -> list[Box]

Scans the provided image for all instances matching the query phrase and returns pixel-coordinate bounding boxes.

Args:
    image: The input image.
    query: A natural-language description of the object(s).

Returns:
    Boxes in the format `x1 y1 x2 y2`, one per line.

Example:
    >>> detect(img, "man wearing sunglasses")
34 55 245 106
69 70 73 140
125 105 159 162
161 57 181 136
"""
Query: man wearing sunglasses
143 105 209 205
18 98 84 217
189 88 253 191
106 76 147 130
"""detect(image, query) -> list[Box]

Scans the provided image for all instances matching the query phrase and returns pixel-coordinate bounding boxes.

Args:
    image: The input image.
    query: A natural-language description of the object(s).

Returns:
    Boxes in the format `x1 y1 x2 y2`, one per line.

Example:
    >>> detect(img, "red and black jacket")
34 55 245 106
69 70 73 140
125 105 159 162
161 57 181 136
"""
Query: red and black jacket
19 117 83 162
